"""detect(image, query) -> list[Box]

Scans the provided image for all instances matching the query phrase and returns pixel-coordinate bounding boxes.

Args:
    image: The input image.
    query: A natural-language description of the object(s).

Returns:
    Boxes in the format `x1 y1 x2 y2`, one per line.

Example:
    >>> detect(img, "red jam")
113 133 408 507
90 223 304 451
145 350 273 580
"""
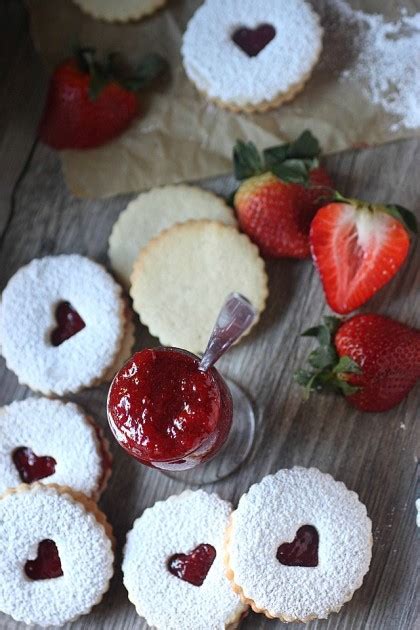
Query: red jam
232 24 276 57
51 301 86 346
107 348 233 469
276 525 319 567
25 539 63 580
12 447 56 483
167 544 216 587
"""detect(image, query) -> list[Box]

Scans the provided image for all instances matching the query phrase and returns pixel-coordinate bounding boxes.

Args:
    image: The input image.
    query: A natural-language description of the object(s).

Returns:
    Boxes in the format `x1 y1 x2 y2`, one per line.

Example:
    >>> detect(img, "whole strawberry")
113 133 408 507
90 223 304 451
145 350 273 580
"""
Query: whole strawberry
233 131 334 258
310 197 417 314
39 49 167 150
295 314 420 412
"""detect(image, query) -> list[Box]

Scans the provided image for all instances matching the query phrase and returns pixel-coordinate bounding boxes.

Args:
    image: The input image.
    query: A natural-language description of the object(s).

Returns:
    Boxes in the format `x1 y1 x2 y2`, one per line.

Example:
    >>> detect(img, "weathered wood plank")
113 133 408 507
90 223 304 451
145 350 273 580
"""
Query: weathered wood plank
0 0 47 240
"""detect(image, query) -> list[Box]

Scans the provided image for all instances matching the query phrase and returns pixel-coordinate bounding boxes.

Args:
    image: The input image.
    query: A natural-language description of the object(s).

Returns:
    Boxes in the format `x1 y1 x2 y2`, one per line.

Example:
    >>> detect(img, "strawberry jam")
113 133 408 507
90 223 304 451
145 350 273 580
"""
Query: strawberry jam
25 539 63 580
276 525 319 567
167 543 216 586
13 447 56 483
51 301 85 346
232 24 276 57
107 348 233 470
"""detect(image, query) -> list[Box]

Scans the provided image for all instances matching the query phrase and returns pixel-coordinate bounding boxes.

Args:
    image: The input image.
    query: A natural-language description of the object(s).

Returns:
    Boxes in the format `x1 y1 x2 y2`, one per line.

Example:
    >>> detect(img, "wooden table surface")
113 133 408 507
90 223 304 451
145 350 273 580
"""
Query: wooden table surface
1 3 419 629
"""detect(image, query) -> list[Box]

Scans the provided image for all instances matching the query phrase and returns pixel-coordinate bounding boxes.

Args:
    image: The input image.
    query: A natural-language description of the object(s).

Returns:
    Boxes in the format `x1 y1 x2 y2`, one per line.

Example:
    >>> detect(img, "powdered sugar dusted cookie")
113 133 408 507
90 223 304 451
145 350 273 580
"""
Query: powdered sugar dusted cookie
103 303 136 382
109 185 236 288
123 490 247 630
72 0 166 22
0 483 114 627
130 220 268 353
182 0 322 112
0 398 111 500
0 255 125 395
225 467 372 622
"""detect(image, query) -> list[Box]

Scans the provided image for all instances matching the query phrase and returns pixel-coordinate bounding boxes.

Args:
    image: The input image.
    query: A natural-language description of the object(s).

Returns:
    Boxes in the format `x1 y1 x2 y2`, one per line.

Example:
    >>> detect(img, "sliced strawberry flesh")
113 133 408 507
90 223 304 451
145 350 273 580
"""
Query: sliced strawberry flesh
310 203 410 314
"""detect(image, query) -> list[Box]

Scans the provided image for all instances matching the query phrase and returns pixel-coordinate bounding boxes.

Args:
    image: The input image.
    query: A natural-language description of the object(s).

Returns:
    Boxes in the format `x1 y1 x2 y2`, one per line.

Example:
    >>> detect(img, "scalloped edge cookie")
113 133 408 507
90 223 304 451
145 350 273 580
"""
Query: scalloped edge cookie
224 467 373 622
71 0 167 22
0 483 114 627
130 220 268 354
109 185 236 289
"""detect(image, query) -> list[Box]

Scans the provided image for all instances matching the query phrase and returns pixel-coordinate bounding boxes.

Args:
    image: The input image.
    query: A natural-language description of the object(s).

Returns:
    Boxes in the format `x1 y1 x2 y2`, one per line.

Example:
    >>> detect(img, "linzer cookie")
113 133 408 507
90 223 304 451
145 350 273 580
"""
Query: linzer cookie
130 220 268 354
225 467 372 622
109 185 236 288
0 484 114 627
72 0 167 22
0 398 111 500
102 301 136 382
0 255 125 395
123 490 247 629
182 0 322 112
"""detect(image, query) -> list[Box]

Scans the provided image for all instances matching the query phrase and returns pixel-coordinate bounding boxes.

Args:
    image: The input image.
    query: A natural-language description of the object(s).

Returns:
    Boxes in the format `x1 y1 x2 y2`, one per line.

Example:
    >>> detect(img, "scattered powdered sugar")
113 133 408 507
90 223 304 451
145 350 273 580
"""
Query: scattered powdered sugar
320 0 420 131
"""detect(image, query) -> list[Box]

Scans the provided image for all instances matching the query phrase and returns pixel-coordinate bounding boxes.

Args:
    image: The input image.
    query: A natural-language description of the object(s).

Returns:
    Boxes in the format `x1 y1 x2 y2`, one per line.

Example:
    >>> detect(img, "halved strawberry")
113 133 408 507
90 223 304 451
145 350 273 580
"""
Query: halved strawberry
310 199 417 314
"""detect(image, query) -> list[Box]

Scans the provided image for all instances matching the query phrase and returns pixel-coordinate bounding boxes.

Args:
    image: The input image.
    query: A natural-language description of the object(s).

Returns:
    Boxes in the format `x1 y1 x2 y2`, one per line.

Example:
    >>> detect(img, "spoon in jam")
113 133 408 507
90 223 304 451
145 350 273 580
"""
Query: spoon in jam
199 292 257 372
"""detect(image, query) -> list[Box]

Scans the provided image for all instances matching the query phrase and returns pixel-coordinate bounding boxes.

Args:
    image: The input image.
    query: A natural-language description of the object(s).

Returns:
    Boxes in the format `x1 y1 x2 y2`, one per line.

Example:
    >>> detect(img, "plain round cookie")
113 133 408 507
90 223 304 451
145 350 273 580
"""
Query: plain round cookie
0 255 125 395
182 0 323 112
130 220 268 353
0 484 114 627
72 0 166 22
225 467 372 622
0 398 109 499
123 490 247 630
109 185 237 288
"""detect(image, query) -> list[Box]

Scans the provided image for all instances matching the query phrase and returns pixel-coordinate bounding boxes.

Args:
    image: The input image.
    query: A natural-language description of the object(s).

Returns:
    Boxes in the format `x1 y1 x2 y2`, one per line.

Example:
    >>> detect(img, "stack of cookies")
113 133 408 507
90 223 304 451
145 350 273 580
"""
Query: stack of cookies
108 184 269 354
0 399 115 626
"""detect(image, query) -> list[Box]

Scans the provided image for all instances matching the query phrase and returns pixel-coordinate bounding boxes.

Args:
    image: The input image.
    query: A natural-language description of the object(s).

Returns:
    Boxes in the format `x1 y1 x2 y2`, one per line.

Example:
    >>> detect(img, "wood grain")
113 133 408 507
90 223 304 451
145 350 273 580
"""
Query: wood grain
0 4 419 630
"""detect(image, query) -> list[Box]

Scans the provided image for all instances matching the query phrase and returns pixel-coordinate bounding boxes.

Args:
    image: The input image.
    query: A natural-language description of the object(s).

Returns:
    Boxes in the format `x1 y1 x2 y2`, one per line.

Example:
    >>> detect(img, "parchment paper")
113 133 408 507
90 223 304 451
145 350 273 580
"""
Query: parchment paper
27 0 420 198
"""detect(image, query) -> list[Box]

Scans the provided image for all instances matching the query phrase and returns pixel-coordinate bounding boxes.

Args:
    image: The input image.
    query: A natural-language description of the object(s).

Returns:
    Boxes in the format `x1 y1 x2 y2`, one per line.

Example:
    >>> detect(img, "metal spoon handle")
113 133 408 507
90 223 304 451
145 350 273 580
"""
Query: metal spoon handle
199 293 257 372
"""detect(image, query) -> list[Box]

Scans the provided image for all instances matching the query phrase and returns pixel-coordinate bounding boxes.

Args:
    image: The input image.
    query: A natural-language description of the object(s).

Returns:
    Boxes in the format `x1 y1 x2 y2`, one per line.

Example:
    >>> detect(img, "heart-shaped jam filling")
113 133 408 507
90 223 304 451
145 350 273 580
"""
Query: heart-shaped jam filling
13 447 57 483
25 539 63 580
167 543 216 586
51 301 86 346
232 24 276 57
276 525 319 567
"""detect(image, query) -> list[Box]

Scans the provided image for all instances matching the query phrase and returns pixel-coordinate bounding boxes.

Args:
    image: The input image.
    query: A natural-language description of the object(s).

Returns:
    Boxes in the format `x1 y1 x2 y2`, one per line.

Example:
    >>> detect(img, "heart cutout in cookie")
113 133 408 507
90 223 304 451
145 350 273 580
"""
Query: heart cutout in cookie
13 447 57 483
276 525 319 567
167 543 216 586
25 539 63 580
51 300 86 346
232 24 276 57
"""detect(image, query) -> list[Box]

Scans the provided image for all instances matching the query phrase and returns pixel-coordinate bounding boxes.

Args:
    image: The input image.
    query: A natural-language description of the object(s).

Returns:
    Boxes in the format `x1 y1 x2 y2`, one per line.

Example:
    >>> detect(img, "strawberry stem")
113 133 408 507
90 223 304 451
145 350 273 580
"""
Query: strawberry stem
294 317 362 398
233 130 322 184
73 47 168 101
